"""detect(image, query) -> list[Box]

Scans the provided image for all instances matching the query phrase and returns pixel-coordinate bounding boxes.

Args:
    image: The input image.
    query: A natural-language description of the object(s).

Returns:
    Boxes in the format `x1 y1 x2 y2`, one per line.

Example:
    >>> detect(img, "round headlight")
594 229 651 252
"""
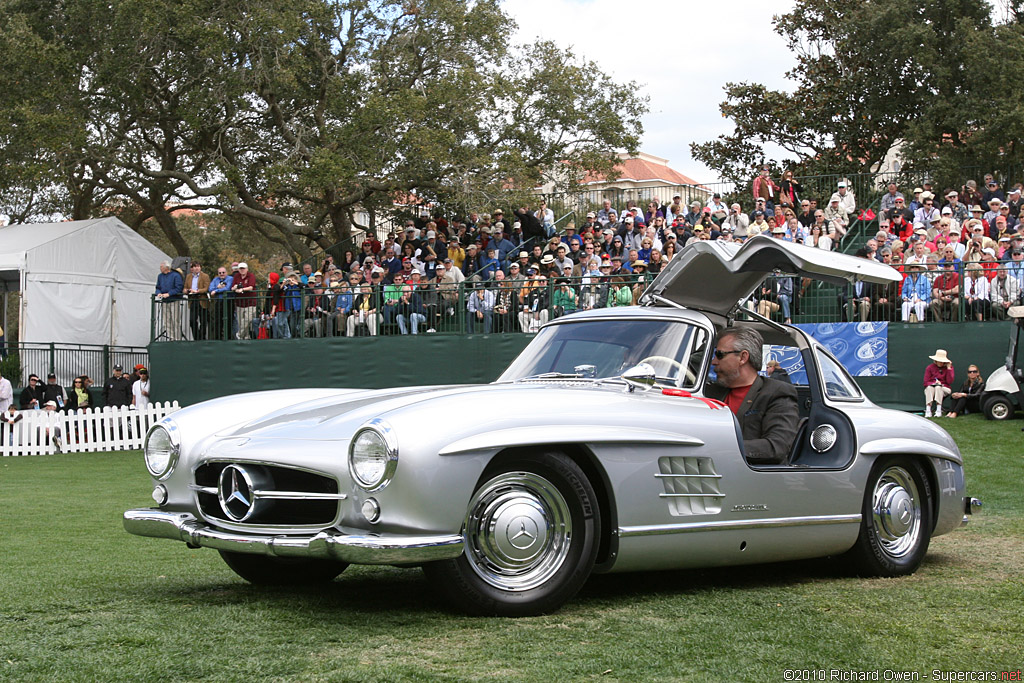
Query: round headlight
144 424 179 480
348 421 398 491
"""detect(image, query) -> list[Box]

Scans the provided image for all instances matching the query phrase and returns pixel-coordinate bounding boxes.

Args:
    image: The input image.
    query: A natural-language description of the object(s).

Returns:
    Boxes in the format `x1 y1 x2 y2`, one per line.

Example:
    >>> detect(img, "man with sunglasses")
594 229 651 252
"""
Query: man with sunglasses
913 193 939 226
704 328 799 464
132 368 151 410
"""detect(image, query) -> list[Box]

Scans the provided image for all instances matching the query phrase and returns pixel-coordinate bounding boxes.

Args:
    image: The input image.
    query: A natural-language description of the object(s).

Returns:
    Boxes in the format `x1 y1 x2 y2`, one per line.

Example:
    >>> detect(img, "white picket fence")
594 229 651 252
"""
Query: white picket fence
0 402 180 456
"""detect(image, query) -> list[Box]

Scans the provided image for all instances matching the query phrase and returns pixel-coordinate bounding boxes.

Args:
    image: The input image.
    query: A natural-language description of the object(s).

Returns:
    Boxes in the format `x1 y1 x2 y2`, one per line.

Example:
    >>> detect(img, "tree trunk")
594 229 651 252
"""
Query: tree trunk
152 206 191 256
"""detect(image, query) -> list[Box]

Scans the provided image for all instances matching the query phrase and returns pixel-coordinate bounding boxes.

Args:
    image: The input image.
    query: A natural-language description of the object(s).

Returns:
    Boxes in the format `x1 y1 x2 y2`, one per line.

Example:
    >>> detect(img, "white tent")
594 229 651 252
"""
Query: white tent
0 217 171 347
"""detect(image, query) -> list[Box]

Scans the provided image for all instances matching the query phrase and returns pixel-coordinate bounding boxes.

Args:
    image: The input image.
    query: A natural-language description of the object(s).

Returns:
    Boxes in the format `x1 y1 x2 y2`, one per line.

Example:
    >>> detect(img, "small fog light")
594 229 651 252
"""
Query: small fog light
152 484 168 506
361 498 381 524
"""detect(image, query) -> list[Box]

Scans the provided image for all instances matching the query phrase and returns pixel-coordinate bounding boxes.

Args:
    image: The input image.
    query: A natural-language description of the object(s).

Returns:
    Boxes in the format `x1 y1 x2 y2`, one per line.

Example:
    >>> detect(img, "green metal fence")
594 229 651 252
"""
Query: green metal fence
0 343 148 387
152 259 1024 342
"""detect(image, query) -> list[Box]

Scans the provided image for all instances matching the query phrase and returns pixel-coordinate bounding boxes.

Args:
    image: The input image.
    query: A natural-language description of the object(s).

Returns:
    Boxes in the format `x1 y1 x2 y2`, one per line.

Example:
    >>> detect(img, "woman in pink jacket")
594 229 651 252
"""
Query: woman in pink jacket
923 349 955 417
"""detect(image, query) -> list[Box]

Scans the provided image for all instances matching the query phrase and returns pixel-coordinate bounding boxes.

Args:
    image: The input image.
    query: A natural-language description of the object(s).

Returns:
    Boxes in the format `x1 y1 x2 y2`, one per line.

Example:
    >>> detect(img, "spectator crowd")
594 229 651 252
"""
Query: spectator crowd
152 169 1024 338
0 364 151 451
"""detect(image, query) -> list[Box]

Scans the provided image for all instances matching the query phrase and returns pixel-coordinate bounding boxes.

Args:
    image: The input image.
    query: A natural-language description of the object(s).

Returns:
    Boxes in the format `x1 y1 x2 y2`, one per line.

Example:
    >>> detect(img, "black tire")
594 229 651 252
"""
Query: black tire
848 457 932 577
219 551 348 586
422 451 600 617
983 394 1014 421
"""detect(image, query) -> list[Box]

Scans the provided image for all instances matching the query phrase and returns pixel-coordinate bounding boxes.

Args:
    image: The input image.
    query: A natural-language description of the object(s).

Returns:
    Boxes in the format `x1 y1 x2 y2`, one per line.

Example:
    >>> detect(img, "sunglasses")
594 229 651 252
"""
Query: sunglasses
713 349 742 360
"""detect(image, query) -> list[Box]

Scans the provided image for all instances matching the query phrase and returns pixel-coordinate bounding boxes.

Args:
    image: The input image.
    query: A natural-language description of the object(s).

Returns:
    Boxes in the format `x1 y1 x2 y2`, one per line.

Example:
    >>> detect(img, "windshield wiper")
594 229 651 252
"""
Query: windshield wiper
516 372 586 381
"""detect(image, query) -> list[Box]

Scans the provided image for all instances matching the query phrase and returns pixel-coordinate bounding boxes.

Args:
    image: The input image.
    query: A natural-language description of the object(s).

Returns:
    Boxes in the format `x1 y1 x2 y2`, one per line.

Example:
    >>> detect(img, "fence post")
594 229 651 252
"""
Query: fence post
48 342 55 377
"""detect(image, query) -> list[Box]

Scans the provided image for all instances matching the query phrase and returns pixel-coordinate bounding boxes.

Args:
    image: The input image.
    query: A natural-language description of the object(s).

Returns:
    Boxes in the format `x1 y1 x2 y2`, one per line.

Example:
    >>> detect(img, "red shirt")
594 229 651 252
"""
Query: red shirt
725 384 753 415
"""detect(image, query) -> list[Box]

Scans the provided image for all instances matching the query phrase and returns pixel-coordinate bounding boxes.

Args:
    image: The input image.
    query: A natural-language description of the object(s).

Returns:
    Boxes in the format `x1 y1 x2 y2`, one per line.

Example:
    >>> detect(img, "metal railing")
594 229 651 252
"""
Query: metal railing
0 343 148 387
760 264 1024 324
152 260 1024 342
151 271 652 341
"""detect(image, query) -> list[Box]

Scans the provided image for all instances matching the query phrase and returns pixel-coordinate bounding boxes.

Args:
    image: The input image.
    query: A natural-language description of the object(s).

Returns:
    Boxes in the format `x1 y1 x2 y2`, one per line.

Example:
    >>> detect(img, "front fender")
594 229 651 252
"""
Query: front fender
858 437 962 466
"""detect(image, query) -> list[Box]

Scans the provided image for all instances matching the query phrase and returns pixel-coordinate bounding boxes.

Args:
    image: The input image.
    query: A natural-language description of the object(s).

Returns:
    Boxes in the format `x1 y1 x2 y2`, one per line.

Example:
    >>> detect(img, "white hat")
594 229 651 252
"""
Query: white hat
624 216 633 223
837 181 847 188
426 230 436 238
983 247 996 256
238 262 248 269
929 349 952 364
941 206 952 215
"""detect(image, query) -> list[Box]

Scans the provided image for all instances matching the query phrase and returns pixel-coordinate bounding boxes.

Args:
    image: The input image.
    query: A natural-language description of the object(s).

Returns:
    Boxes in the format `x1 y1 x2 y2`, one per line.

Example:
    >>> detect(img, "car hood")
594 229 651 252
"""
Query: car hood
216 381 696 442
648 236 902 316
217 385 473 439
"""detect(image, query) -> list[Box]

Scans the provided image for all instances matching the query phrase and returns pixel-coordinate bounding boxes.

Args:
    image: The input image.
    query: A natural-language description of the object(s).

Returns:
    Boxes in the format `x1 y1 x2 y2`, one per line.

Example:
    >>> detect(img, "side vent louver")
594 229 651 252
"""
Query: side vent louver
656 456 724 515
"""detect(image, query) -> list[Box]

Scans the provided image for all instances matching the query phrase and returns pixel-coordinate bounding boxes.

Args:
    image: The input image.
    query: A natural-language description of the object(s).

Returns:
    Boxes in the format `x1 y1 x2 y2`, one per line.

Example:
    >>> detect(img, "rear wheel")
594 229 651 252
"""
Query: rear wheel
219 551 348 585
848 457 932 576
983 394 1014 421
423 451 600 617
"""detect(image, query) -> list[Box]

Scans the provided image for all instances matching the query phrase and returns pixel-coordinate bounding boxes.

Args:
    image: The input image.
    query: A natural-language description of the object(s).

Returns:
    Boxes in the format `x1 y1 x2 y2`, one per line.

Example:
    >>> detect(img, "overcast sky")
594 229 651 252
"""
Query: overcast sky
505 0 798 183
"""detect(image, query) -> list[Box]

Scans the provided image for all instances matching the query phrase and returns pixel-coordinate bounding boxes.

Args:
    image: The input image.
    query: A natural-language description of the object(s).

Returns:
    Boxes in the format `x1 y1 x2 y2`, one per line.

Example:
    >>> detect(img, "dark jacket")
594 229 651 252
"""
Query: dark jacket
103 375 133 408
514 209 545 240
65 388 93 412
43 382 68 409
19 385 44 410
706 376 799 464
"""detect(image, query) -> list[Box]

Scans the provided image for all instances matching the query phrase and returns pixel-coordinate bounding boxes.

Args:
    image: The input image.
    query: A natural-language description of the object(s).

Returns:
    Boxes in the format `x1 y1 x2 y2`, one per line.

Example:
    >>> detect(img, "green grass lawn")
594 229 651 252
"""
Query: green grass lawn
1 417 1022 682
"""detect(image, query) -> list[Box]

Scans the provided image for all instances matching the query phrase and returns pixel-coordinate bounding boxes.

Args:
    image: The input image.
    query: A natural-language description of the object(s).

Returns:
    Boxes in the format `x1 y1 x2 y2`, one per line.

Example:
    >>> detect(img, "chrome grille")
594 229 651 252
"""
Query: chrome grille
656 456 724 515
193 462 343 526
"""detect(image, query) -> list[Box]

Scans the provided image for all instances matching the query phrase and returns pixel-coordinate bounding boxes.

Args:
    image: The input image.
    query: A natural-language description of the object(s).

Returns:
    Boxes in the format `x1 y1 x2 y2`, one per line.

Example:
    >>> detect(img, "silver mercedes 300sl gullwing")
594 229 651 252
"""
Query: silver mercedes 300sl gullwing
125 237 980 616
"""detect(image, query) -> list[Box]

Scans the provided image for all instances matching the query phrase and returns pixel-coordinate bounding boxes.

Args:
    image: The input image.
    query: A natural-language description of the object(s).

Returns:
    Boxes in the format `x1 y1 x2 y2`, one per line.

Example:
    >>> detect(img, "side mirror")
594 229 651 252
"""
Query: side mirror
621 363 656 393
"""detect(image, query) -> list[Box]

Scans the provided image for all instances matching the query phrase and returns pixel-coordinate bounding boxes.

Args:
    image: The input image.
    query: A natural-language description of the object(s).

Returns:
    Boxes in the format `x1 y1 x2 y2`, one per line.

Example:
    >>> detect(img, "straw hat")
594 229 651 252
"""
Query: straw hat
929 349 952 364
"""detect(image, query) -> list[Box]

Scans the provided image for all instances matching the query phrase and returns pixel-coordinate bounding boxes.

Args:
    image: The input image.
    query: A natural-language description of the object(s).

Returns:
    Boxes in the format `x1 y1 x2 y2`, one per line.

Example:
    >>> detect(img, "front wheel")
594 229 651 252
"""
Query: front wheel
219 551 348 586
423 451 600 617
848 457 932 576
983 394 1014 421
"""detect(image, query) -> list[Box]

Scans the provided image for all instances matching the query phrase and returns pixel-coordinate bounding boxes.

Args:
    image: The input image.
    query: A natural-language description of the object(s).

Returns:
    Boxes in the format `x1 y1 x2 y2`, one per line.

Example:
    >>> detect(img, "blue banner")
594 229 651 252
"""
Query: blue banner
766 322 888 384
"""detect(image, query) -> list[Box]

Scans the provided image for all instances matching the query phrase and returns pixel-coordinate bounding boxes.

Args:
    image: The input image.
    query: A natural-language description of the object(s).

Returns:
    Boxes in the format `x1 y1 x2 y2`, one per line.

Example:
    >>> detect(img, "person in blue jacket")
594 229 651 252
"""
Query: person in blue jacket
901 262 931 322
155 261 184 340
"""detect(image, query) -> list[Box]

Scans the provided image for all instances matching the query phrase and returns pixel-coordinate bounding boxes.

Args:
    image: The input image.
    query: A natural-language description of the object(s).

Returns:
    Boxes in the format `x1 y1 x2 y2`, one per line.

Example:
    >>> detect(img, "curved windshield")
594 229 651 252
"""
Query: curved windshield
498 319 708 388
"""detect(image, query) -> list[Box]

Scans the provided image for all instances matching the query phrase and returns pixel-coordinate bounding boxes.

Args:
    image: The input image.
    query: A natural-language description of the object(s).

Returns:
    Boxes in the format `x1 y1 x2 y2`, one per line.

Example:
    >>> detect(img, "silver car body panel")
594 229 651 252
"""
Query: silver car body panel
126 244 969 576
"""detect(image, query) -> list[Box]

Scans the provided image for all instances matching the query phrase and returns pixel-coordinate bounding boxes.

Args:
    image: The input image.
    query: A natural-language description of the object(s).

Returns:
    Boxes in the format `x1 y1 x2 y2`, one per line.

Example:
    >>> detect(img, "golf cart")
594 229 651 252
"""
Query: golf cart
981 305 1024 420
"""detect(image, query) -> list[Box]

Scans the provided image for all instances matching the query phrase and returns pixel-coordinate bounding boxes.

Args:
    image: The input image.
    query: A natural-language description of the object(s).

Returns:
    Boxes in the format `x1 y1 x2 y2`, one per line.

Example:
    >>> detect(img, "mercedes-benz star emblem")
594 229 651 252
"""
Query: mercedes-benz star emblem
218 464 256 521
508 517 538 549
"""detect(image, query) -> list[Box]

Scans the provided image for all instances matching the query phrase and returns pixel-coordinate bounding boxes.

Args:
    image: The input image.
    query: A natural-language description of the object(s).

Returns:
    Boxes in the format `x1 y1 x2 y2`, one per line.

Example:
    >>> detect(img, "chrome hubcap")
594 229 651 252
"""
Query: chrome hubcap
872 466 922 559
464 471 571 591
990 401 1010 419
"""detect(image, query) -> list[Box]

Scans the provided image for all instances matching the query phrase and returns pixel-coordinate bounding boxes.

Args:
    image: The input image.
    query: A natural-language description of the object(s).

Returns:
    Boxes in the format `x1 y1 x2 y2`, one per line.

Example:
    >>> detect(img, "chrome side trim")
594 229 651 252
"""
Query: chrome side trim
653 473 722 479
188 484 346 501
618 513 862 538
658 493 727 498
123 509 463 564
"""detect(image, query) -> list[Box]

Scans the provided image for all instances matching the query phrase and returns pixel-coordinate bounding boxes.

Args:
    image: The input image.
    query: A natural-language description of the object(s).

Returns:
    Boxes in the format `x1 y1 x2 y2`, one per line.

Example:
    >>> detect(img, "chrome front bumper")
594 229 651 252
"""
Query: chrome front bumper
123 509 465 564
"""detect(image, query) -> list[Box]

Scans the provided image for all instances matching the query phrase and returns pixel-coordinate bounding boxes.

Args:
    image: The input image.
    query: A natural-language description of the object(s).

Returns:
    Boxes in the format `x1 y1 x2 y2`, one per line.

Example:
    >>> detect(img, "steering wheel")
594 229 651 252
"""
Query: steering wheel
638 355 694 384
